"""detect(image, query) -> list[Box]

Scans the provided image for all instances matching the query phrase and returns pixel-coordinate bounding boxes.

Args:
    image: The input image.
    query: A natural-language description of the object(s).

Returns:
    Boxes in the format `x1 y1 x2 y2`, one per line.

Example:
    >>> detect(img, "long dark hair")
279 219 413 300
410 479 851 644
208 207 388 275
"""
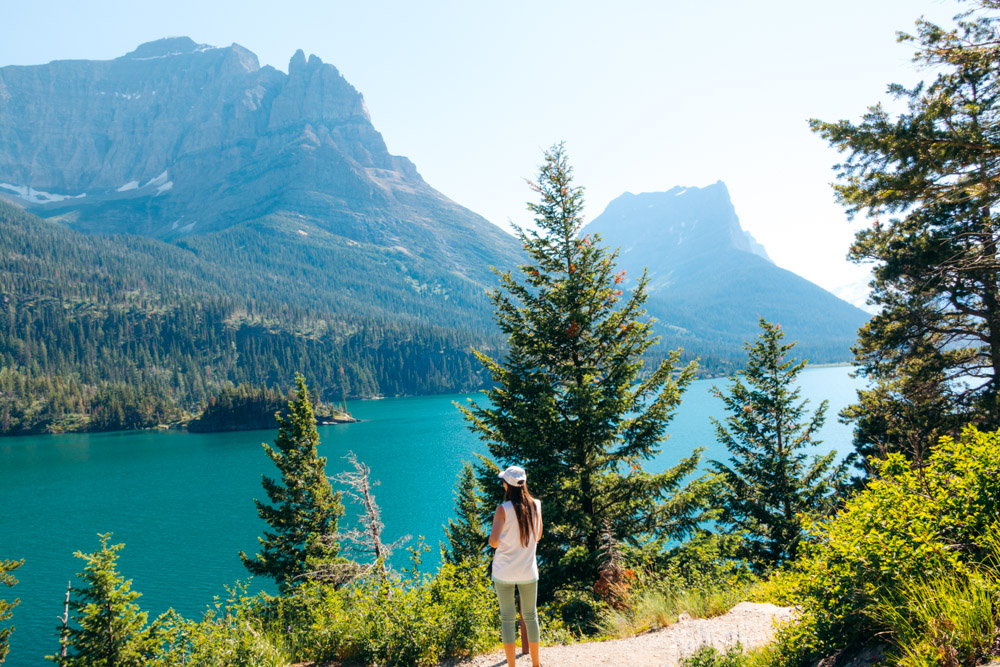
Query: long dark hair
504 481 538 547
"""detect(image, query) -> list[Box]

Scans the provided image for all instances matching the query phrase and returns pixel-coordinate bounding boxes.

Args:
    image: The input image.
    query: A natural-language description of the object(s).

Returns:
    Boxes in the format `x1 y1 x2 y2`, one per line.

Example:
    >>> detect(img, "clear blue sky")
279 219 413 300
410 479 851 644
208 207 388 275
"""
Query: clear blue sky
1 0 959 293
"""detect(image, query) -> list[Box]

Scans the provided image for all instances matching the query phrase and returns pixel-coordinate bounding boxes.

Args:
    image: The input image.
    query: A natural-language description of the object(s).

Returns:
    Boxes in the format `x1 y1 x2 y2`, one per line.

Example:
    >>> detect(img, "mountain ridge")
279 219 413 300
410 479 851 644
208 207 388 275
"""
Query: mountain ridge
585 182 869 366
0 37 520 287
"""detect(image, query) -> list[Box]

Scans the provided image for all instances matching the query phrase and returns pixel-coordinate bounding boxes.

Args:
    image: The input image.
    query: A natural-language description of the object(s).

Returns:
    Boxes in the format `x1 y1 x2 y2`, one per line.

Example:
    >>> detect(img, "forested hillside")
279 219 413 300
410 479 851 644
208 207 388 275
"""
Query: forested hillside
0 201 502 435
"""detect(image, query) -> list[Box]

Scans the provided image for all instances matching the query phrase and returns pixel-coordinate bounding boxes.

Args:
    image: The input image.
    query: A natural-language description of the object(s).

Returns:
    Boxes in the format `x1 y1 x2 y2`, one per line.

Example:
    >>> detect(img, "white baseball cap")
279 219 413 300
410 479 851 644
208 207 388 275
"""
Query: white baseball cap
499 465 527 486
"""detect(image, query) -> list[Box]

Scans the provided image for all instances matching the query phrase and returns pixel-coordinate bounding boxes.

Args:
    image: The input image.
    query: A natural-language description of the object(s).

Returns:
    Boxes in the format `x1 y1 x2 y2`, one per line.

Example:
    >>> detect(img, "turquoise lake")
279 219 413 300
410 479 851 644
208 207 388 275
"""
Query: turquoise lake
0 365 861 665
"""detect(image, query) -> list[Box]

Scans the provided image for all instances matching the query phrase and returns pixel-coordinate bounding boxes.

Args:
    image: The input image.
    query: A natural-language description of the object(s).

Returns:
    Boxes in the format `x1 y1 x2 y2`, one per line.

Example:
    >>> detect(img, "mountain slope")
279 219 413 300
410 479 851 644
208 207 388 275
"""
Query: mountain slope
584 183 869 368
0 199 502 435
0 37 521 285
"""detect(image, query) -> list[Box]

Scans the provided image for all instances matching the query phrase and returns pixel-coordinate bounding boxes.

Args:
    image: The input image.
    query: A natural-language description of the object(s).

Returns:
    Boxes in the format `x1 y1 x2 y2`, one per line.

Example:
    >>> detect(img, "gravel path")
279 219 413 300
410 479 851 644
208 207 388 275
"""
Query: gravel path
442 602 796 667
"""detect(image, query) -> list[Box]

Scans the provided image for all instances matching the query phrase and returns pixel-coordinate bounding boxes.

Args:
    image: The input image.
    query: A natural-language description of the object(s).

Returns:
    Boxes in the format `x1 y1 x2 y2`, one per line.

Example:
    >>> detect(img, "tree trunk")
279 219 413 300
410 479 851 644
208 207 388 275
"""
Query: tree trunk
59 581 70 660
979 219 1000 428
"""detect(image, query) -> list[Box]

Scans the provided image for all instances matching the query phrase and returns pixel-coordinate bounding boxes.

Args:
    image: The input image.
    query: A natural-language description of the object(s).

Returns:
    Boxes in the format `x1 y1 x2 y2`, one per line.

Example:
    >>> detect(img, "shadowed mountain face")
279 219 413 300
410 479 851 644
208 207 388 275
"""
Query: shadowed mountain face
584 183 870 365
0 37 520 283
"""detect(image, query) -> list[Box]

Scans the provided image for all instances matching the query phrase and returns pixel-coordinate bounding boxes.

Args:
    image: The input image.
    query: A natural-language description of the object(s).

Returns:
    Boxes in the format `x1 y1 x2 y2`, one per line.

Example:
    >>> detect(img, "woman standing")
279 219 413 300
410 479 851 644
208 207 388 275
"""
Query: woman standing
489 465 543 667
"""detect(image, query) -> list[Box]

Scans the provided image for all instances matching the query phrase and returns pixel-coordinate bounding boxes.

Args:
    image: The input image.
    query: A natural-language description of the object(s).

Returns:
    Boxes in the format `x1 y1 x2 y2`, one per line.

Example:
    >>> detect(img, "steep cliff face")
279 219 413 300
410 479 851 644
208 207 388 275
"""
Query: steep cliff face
0 38 519 279
584 183 869 364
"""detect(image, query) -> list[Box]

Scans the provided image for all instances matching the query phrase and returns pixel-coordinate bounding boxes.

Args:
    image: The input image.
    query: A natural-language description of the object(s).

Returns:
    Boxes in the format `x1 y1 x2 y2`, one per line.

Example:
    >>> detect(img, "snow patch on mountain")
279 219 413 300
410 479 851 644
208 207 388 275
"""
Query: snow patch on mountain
0 183 86 204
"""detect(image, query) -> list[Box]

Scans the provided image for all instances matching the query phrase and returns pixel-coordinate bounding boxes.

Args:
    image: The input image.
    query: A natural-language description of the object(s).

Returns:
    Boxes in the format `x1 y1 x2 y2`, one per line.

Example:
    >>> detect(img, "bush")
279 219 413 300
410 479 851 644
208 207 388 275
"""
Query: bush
681 644 749 667
147 583 294 667
148 560 499 666
779 426 1000 661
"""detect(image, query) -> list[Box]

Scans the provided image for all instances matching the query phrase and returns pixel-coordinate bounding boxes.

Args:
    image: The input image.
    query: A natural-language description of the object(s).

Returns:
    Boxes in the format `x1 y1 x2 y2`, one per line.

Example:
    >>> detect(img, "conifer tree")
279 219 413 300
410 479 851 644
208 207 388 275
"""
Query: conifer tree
810 0 1000 468
461 143 716 593
442 462 489 565
240 374 345 591
0 558 22 665
49 534 154 666
710 320 847 570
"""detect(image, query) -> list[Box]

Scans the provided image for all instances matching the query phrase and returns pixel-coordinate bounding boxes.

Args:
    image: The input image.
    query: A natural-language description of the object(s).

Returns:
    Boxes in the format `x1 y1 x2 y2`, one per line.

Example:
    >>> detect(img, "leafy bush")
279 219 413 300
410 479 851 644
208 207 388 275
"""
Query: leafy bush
148 560 498 666
148 583 294 667
778 426 1000 662
681 644 749 667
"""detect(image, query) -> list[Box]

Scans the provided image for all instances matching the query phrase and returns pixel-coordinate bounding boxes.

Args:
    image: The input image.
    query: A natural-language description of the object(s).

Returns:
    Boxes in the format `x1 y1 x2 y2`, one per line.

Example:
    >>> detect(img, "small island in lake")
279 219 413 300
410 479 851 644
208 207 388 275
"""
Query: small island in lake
187 382 358 433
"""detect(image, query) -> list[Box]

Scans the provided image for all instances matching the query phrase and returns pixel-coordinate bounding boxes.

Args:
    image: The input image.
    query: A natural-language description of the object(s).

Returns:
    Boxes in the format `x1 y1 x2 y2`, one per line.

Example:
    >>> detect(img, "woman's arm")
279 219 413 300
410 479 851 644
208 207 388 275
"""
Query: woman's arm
536 502 543 541
488 505 504 549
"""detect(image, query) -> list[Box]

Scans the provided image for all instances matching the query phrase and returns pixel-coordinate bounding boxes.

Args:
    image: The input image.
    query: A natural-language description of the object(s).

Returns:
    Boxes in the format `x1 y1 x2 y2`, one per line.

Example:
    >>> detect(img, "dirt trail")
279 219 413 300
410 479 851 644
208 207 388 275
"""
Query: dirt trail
443 602 796 667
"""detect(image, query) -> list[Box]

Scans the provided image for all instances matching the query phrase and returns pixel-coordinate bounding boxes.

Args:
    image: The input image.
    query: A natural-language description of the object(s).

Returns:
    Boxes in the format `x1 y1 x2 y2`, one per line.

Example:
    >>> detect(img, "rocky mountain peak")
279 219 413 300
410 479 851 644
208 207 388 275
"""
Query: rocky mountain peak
589 181 772 279
125 37 208 59
289 48 307 72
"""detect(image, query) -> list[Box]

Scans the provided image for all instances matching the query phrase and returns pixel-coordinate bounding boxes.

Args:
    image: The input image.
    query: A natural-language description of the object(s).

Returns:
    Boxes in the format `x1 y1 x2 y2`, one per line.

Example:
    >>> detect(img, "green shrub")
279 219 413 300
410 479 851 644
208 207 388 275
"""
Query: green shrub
681 644 749 667
148 560 499 666
148 583 294 667
782 426 1000 659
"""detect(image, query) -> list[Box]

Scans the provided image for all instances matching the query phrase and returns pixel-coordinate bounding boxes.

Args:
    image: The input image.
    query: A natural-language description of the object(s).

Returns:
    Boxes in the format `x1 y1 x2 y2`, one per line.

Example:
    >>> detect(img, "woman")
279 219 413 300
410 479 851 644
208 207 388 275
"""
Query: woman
489 465 543 667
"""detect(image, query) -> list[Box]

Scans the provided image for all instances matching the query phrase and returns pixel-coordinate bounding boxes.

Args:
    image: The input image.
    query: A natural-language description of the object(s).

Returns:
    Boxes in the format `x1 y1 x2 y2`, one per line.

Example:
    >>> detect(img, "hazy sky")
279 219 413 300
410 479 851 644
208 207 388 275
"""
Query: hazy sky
1 0 960 293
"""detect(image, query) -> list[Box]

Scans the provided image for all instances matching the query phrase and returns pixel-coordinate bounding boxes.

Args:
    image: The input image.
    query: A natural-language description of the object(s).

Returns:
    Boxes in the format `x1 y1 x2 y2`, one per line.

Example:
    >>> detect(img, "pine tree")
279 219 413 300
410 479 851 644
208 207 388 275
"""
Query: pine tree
810 0 1000 468
442 462 489 565
710 320 847 570
239 374 345 591
461 143 716 594
0 558 22 665
49 534 154 666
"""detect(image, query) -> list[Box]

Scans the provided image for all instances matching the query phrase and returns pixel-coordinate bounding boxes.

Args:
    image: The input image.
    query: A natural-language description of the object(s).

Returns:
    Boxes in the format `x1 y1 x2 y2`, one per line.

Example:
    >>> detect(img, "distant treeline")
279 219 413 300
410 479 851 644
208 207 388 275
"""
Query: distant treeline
0 201 499 435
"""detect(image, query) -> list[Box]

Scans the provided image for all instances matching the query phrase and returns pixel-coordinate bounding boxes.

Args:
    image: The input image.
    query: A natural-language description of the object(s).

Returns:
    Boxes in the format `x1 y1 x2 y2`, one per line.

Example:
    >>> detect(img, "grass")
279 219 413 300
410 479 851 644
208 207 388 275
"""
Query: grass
871 573 999 667
596 581 753 639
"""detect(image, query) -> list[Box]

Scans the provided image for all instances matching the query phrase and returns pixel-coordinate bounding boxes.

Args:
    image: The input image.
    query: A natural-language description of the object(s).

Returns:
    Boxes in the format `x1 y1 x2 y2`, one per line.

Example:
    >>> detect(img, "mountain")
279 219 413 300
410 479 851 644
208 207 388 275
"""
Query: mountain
583 182 870 369
0 39 526 435
0 37 520 285
832 273 878 314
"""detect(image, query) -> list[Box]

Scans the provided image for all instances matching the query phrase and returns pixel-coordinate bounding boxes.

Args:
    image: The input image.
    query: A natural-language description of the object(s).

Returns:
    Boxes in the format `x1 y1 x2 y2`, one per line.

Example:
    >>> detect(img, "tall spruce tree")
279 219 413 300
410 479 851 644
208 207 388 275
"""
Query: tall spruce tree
49 535 154 667
810 0 1000 469
442 462 489 565
461 143 716 594
0 558 22 665
710 320 847 570
240 374 344 591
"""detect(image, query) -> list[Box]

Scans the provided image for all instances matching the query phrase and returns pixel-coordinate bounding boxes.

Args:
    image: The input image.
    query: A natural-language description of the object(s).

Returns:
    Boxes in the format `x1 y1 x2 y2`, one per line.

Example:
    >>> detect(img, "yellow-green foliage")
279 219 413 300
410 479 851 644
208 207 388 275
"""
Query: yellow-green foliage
147 561 499 666
781 426 1000 658
146 583 294 667
302 560 499 665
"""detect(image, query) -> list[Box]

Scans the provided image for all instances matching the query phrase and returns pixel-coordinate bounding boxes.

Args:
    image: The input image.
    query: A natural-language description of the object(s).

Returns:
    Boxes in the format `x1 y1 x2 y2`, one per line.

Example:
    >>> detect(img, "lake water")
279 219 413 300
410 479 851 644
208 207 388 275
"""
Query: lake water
0 366 861 665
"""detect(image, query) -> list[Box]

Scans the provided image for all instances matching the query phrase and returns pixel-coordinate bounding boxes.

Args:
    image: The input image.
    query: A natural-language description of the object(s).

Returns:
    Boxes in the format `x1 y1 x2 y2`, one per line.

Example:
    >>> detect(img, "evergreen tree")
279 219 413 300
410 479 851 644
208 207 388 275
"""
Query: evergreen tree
461 143 716 594
0 558 22 665
442 462 489 565
239 374 345 591
710 320 847 570
49 534 154 666
810 0 1000 469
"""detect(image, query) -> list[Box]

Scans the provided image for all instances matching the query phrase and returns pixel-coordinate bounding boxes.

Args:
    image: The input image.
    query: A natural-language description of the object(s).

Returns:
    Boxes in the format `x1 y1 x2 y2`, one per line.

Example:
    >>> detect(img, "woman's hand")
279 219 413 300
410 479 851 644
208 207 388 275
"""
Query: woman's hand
488 505 504 549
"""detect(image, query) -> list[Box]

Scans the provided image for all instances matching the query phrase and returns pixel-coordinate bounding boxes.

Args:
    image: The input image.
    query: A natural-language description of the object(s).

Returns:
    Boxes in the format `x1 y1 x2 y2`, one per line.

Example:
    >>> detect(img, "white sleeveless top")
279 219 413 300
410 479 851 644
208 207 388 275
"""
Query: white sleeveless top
493 498 542 583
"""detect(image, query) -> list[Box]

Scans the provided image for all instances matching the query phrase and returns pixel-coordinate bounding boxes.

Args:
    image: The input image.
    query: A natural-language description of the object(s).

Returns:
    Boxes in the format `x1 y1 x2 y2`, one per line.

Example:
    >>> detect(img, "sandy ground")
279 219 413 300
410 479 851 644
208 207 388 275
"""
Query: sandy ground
441 602 797 667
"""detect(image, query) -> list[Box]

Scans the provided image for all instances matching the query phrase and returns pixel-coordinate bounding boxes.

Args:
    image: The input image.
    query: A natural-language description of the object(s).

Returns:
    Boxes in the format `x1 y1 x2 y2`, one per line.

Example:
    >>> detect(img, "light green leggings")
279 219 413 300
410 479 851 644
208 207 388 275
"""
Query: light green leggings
493 579 540 644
